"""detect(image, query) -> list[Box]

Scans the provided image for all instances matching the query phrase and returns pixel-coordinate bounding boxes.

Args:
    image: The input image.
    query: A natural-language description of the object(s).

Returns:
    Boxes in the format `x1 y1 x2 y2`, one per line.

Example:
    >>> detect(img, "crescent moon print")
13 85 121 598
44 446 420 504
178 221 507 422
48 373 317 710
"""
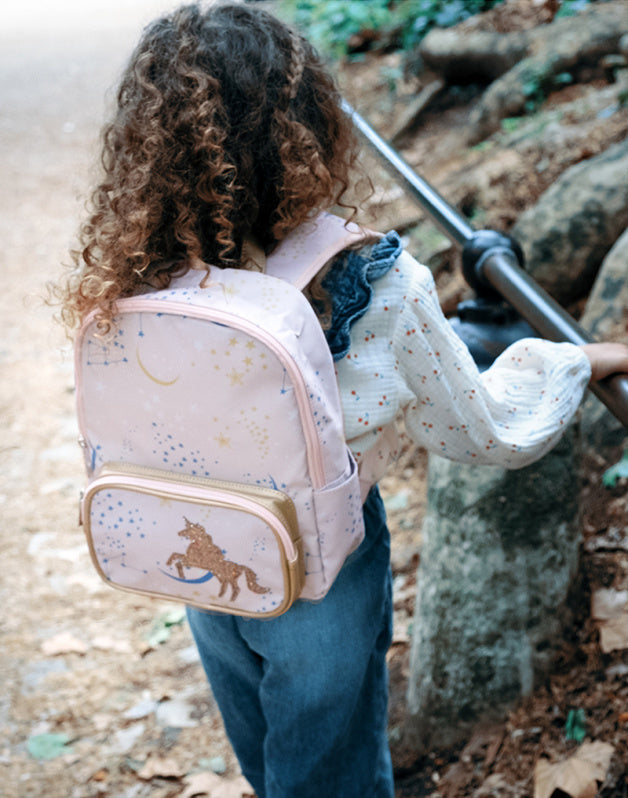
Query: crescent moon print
159 567 215 584
136 347 180 385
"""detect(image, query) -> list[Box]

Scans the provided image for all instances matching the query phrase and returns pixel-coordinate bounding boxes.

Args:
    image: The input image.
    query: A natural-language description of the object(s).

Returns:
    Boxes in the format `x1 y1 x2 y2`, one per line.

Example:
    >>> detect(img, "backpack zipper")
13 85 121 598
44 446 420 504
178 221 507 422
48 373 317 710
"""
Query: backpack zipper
76 299 327 489
83 464 300 563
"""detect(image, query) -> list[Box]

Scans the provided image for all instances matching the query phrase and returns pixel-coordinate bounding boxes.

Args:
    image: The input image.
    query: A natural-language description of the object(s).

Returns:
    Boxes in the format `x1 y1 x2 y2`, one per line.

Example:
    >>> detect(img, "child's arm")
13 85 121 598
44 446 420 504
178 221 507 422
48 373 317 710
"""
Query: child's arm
391 252 594 468
579 342 628 383
339 250 627 472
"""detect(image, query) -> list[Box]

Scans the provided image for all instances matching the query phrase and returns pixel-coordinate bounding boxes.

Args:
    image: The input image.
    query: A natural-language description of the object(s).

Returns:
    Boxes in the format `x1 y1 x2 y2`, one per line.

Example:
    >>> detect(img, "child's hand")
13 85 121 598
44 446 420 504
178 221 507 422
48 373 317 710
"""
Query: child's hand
580 342 628 383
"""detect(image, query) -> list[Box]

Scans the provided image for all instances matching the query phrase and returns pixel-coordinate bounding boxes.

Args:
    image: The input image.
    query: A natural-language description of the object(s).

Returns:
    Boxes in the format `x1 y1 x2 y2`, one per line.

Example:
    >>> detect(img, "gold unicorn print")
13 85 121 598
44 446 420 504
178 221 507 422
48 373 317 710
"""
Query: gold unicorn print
166 518 270 601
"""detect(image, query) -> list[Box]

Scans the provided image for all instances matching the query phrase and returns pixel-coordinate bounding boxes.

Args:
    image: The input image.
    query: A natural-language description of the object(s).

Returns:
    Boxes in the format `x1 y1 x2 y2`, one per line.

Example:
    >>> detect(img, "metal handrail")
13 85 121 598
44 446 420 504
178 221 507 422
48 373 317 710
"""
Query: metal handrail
342 99 628 428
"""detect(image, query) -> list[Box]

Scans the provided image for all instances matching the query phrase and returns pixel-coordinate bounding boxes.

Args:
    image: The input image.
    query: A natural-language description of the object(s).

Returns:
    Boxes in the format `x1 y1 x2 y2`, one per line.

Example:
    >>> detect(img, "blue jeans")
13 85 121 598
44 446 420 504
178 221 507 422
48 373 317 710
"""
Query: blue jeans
186 487 394 798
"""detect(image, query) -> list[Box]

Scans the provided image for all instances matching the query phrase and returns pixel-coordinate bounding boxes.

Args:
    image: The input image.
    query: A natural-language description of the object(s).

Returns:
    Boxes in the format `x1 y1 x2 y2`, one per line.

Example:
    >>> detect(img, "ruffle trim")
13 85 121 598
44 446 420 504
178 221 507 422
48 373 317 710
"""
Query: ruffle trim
323 231 402 361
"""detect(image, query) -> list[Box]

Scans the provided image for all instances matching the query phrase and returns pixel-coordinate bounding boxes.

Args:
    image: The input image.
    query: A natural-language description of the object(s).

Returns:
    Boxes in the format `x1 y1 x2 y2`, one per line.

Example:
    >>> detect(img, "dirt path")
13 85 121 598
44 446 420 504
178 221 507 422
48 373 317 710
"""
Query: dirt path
0 6 248 797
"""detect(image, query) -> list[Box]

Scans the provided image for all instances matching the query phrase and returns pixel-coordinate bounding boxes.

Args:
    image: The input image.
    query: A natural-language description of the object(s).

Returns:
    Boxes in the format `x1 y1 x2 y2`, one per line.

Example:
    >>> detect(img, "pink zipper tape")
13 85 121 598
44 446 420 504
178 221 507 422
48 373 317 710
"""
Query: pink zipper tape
84 472 299 562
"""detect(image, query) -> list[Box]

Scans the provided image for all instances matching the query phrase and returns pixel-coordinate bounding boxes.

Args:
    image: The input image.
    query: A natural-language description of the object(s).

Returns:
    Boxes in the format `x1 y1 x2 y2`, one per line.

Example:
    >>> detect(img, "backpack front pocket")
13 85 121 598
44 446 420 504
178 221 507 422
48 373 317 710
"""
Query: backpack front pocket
80 463 304 618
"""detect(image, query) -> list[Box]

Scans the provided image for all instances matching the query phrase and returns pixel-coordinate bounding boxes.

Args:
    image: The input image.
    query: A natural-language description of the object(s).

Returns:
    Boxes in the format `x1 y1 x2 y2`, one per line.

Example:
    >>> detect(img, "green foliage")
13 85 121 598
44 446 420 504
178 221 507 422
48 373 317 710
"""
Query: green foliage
27 733 73 760
555 0 595 18
520 64 574 113
602 449 628 488
281 0 502 59
565 708 587 742
500 117 523 134
391 0 500 51
284 0 390 58
379 63 404 94
145 606 186 647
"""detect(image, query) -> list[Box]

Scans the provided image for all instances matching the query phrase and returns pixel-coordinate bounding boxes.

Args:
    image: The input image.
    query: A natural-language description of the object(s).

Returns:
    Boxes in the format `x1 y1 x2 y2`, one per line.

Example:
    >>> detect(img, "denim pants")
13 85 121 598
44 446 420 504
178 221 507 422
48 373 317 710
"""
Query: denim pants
186 487 394 798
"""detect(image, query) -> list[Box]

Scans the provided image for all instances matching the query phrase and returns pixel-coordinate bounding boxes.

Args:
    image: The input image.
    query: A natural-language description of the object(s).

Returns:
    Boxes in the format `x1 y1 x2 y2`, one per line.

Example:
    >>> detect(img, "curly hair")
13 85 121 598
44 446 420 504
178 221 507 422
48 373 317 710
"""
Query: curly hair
58 1 365 331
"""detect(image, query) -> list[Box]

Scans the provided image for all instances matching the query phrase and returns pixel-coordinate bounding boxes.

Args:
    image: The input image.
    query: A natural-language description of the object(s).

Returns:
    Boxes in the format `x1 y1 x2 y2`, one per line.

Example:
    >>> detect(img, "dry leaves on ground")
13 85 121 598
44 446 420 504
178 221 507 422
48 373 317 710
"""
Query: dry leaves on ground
534 741 615 798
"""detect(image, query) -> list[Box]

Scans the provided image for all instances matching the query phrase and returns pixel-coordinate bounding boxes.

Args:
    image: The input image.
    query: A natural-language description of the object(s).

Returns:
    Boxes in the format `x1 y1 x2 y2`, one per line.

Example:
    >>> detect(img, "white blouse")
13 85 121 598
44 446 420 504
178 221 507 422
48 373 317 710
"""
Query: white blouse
334 250 591 490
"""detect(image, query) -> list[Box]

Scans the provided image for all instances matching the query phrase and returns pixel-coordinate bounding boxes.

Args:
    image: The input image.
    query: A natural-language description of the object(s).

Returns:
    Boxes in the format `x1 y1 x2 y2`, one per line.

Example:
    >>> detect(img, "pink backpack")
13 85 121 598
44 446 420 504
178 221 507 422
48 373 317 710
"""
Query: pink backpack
76 213 372 617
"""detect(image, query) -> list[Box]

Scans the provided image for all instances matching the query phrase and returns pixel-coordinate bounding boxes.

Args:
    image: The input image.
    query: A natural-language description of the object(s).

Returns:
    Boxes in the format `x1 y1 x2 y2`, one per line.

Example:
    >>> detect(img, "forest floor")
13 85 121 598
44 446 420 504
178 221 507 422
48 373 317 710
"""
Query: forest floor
0 2 627 797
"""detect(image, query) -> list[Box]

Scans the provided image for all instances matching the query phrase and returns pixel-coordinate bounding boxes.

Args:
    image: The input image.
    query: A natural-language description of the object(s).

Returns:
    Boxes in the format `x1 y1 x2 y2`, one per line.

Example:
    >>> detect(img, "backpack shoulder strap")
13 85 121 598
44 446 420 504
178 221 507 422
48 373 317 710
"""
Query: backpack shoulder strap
265 212 378 290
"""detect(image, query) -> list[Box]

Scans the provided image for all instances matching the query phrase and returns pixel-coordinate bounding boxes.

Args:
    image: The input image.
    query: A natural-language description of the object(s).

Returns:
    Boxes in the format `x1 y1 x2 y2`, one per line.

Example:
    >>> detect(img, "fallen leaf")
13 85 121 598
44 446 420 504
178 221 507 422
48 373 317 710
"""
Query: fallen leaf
27 733 73 760
218 774 256 798
591 589 628 652
41 632 88 656
597 616 628 653
534 741 615 798
181 772 255 798
112 724 146 754
138 755 184 780
155 697 197 728
123 697 158 720
91 634 133 653
181 771 224 798
591 589 628 620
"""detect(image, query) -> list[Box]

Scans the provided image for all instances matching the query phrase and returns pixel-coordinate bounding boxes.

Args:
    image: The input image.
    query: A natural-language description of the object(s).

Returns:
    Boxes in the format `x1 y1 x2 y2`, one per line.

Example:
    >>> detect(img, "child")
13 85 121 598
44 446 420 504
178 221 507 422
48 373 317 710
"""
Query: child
59 3 628 796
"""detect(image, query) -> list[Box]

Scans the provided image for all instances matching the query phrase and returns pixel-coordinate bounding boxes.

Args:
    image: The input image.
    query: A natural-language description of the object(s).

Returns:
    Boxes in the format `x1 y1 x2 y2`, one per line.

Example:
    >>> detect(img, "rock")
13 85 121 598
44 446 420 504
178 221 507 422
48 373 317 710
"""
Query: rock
464 2 628 143
418 28 529 84
578 227 628 449
579 225 628 344
405 429 581 752
510 140 628 306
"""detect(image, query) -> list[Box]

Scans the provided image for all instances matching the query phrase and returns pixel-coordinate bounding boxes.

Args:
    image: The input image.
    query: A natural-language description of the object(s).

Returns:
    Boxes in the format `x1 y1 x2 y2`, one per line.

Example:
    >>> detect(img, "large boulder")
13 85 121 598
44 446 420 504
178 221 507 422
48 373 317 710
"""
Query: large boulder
579 225 628 448
405 430 581 752
417 27 529 84
510 140 628 306
464 2 628 143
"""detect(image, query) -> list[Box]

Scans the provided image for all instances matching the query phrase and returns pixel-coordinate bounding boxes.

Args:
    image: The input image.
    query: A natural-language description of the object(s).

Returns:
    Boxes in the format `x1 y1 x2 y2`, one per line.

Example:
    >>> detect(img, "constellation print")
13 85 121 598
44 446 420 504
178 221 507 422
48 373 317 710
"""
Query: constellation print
151 422 213 475
85 332 127 367
91 492 149 579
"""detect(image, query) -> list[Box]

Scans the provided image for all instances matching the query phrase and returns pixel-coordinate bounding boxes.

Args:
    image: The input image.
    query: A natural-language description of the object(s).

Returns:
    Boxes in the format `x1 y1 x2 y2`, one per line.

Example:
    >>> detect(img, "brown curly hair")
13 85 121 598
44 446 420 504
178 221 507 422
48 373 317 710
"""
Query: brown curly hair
59 1 365 331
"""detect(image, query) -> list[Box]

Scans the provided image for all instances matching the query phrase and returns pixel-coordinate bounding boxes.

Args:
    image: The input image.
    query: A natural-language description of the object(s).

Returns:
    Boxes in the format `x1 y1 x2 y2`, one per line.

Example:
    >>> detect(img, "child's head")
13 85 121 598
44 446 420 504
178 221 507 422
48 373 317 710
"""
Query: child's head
62 1 361 329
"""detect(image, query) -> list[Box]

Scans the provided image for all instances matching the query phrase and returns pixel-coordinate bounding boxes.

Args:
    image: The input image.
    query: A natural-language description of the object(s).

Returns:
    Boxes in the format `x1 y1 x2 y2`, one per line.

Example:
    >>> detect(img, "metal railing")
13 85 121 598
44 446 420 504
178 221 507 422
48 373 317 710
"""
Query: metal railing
343 99 628 428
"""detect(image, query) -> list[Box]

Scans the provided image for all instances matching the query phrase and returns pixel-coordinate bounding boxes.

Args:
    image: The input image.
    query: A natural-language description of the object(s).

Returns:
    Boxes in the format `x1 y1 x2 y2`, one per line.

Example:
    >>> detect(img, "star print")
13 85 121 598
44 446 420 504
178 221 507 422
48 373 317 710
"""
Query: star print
228 369 244 385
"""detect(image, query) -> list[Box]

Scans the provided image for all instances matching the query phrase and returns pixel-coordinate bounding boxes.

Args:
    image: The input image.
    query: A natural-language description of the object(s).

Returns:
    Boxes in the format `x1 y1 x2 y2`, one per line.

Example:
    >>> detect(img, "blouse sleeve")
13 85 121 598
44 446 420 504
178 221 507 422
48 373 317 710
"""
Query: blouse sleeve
394 251 592 469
